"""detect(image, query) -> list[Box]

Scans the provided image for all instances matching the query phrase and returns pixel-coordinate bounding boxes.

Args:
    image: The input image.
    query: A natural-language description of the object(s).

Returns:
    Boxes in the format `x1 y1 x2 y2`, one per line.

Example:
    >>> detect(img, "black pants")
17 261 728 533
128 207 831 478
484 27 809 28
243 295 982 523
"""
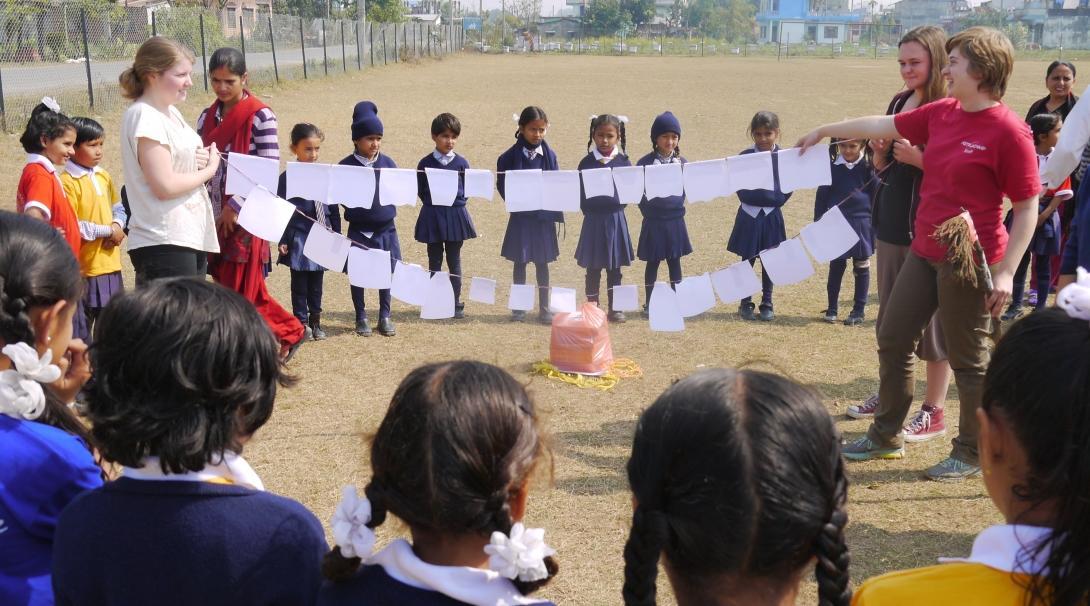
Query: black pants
586 267 622 311
427 241 463 305
1011 249 1052 310
827 257 870 315
513 261 550 311
289 270 324 323
644 257 682 305
129 245 207 287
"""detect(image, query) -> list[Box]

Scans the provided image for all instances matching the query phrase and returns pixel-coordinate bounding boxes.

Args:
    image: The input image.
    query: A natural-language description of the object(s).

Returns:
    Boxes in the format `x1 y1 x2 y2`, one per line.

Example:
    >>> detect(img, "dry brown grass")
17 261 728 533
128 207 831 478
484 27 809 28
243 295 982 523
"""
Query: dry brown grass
2 52 1058 603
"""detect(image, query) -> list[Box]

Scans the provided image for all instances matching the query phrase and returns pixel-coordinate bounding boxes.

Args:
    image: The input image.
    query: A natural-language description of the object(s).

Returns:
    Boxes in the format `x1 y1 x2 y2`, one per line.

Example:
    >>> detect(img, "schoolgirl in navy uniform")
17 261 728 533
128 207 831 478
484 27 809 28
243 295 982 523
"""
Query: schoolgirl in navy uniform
415 113 476 319
576 114 635 323
336 101 399 337
727 111 792 322
636 111 692 310
497 106 564 324
815 138 877 325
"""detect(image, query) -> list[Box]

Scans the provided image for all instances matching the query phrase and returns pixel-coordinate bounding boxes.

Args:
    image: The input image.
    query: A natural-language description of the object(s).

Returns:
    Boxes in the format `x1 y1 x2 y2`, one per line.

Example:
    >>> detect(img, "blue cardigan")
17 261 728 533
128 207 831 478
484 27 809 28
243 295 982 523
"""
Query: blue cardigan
814 160 877 221
417 153 469 207
52 478 328 606
736 147 791 208
578 152 631 213
636 152 687 220
496 141 564 224
336 153 398 233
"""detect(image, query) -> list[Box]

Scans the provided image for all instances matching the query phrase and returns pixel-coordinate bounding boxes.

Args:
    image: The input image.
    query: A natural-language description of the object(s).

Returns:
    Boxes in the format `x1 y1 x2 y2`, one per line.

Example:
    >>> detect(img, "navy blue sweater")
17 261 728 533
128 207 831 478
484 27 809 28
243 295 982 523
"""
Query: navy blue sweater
417 153 469 207
496 141 564 224
814 160 877 221
337 153 398 233
52 478 328 606
578 152 631 213
636 152 687 220
736 147 792 208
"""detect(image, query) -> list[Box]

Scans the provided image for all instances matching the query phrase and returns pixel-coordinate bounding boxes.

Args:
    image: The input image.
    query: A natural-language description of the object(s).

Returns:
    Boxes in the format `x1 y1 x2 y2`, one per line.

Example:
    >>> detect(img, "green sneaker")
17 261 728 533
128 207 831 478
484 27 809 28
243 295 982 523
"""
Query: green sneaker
924 457 981 482
842 436 904 461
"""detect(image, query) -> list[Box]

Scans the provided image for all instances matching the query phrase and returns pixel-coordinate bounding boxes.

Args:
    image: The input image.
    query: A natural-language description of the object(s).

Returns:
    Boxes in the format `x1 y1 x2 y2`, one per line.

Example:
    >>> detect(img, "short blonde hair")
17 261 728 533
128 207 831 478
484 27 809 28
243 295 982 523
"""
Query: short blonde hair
945 26 1014 100
119 37 196 100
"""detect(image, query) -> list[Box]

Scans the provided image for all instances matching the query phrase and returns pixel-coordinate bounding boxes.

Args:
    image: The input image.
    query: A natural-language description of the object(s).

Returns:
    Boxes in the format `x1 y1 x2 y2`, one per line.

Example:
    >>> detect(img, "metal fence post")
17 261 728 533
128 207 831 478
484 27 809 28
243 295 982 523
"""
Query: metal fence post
151 10 157 37
393 23 398 62
341 20 346 71
370 22 375 66
269 15 279 83
300 18 308 79
0 64 6 132
239 15 247 64
383 25 388 65
80 9 94 109
200 12 209 90
321 19 328 74
355 21 362 69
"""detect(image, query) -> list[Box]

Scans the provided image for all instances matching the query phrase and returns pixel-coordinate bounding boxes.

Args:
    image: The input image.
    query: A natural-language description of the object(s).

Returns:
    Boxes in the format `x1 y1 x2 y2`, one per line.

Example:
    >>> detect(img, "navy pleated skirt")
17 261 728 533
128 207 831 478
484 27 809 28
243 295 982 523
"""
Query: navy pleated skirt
1004 207 1062 257
637 216 693 262
835 216 876 260
502 213 560 264
414 205 478 244
345 226 402 273
727 207 787 259
575 210 634 269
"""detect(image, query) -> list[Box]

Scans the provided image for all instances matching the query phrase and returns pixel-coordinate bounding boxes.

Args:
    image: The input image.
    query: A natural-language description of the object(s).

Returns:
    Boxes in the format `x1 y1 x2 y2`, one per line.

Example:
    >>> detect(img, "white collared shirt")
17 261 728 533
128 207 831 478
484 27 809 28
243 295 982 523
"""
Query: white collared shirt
939 524 1053 575
121 452 265 491
833 154 862 170
652 154 679 165
591 145 620 164
522 145 543 161
433 149 456 166
354 152 377 167
368 539 549 606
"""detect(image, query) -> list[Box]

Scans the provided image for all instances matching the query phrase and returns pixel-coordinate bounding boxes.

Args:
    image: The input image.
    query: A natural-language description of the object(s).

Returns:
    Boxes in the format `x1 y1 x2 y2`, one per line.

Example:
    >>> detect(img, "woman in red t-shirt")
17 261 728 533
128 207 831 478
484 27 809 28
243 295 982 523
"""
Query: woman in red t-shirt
797 27 1041 482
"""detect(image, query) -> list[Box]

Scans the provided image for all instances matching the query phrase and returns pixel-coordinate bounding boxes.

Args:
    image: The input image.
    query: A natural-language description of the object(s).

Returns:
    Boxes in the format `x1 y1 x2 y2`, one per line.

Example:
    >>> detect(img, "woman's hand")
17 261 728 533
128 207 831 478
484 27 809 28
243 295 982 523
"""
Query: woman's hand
201 143 221 178
795 128 825 153
51 339 91 405
218 205 238 238
891 140 923 169
195 145 210 170
986 267 1014 317
278 243 289 255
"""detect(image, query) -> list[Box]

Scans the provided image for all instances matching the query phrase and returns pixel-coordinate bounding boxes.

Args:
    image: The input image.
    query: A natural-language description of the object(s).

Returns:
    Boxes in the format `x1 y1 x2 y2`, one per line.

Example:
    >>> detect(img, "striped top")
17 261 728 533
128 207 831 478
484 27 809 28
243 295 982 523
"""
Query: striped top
196 95 279 217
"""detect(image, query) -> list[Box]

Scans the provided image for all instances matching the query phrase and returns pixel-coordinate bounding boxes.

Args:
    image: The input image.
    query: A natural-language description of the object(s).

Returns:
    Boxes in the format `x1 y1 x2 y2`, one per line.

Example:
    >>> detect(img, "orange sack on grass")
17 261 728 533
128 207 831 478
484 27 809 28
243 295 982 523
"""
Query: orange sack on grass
550 302 614 375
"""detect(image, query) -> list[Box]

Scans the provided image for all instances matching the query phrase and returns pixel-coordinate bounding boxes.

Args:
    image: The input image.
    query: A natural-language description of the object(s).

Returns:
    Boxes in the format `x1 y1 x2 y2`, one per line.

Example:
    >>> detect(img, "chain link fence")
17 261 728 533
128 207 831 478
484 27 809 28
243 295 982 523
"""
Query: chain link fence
0 3 465 131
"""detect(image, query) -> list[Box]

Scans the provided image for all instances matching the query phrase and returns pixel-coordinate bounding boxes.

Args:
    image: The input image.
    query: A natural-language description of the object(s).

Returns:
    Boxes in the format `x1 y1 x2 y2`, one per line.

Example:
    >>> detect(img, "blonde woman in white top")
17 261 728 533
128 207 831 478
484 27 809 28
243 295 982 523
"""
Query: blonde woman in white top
119 37 221 286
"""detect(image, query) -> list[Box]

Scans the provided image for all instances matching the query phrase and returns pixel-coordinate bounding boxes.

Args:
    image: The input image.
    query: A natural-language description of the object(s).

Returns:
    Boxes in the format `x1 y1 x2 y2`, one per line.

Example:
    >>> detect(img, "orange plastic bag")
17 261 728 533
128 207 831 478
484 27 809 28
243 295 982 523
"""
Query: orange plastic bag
549 302 614 375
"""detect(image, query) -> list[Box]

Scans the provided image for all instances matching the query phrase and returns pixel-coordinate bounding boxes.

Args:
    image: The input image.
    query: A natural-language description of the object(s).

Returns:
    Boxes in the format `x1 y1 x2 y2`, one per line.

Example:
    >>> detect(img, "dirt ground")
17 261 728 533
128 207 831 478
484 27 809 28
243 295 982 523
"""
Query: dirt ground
1 52 1061 603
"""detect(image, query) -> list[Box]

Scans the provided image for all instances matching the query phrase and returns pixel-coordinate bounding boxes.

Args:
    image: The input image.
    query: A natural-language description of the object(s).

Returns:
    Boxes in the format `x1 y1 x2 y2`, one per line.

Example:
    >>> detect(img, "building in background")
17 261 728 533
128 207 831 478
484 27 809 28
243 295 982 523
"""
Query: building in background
756 0 870 42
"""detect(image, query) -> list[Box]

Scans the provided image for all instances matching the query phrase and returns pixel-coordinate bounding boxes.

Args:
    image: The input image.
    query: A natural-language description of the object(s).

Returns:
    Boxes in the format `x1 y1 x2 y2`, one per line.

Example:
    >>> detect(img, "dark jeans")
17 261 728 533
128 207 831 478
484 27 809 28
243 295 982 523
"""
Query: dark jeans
513 261 550 311
827 257 871 315
1011 250 1052 310
289 270 324 323
129 245 208 287
645 258 682 305
586 267 622 311
427 241 463 305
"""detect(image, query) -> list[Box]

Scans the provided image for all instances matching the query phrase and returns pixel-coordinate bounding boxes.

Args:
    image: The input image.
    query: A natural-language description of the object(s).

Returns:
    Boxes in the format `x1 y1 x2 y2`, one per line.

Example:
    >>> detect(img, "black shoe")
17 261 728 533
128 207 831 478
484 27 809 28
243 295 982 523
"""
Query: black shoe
758 305 774 322
355 319 372 337
511 310 527 322
537 310 554 324
378 317 396 337
739 301 756 320
822 309 838 323
608 310 627 323
1000 305 1022 322
454 303 465 319
844 310 864 326
311 324 327 340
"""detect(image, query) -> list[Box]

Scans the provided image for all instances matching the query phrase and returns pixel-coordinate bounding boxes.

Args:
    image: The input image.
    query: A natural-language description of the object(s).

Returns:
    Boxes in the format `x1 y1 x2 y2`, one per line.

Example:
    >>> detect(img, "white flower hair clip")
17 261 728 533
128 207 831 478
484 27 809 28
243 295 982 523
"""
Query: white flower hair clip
331 485 376 559
484 523 556 582
41 96 61 113
0 343 62 421
512 113 520 123
617 115 630 124
1057 267 1090 321
589 114 598 121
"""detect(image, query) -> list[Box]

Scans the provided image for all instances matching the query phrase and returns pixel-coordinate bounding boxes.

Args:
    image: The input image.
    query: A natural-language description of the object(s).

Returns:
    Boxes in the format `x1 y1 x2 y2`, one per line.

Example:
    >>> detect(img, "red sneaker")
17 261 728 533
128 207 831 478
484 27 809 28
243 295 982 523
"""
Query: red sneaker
903 404 946 443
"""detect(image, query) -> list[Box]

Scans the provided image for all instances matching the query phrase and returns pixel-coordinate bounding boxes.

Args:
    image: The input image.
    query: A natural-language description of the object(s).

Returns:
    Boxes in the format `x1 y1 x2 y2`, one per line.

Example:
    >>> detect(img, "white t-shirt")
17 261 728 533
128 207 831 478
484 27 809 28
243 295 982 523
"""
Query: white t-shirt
120 100 219 253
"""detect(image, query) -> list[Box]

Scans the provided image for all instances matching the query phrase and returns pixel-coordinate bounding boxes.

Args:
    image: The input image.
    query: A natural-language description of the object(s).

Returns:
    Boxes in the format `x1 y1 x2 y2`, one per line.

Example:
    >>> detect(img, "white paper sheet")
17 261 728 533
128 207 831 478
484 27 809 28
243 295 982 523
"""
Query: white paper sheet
346 247 392 289
725 151 774 194
541 170 581 213
468 277 497 305
507 283 537 311
643 162 684 199
464 168 494 201
800 206 860 263
675 273 717 317
759 238 815 285
329 164 375 209
611 284 640 311
225 152 279 196
424 167 459 207
581 167 615 199
236 186 295 243
377 168 418 207
285 162 330 202
612 166 645 205
420 272 456 319
302 223 351 271
710 262 762 304
503 169 543 212
682 159 729 204
548 287 577 313
648 280 685 332
391 263 430 305
776 146 833 193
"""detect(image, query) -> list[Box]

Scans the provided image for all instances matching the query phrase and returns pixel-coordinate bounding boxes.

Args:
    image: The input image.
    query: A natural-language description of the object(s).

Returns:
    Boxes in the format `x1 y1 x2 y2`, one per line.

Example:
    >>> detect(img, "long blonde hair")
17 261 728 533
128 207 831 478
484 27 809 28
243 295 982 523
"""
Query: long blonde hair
119 37 196 100
899 25 948 105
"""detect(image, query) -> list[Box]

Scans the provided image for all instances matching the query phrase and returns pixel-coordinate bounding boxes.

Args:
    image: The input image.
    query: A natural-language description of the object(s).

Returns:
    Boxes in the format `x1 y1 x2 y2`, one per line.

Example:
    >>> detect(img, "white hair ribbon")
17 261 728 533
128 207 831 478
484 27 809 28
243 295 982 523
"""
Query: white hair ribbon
512 113 520 123
617 115 630 124
41 96 61 113
0 343 62 421
589 114 598 121
1057 267 1090 321
331 485 376 560
484 522 556 582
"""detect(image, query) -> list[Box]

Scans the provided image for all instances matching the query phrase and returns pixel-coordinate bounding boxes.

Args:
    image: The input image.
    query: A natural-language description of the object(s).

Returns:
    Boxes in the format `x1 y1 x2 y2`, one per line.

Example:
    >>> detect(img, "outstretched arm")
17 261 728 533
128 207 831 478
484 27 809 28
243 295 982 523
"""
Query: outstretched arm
797 116 900 153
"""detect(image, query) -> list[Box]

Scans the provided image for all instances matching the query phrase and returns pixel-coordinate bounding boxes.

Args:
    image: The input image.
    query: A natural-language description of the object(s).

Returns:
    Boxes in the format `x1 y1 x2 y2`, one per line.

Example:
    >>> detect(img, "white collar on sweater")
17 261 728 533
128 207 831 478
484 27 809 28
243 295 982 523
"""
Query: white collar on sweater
833 154 862 170
370 539 549 606
26 153 58 174
433 149 457 165
121 452 265 490
354 152 378 167
591 145 620 163
521 145 543 159
939 525 1053 575
64 160 105 195
652 154 679 165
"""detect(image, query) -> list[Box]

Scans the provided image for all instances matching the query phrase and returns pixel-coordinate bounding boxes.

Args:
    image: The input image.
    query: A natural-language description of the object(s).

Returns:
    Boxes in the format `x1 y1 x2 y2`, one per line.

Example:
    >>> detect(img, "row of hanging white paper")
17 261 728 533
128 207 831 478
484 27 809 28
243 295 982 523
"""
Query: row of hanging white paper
223 146 833 212
236 183 860 332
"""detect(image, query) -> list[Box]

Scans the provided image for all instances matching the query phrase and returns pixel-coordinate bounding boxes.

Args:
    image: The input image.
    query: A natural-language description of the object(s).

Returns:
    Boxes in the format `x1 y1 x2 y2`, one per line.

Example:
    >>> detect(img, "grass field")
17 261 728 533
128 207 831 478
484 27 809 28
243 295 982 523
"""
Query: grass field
1 52 1062 603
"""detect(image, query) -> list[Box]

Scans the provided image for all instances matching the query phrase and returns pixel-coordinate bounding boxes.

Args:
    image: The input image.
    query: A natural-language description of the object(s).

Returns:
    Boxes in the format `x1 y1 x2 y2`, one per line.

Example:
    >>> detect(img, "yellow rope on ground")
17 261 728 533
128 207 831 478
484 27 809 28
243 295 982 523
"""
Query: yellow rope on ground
530 358 643 390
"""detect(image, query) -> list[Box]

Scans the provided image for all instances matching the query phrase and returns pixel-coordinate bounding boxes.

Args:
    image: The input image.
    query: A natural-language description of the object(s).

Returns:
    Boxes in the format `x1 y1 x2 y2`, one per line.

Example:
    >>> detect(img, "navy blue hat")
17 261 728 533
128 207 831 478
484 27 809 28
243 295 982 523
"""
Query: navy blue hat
651 111 681 142
351 101 383 140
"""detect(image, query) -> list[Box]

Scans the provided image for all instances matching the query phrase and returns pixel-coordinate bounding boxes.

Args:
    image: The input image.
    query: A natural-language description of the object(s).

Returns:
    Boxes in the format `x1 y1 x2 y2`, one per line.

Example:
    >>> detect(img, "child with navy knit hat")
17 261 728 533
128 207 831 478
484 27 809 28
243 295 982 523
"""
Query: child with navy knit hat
335 101 400 337
636 111 692 310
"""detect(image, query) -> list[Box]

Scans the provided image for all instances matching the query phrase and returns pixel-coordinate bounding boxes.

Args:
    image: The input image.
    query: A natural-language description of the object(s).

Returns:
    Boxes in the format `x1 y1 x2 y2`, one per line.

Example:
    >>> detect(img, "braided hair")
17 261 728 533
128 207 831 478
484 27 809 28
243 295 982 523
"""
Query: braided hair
588 114 627 156
0 211 89 443
623 369 851 606
322 361 558 594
